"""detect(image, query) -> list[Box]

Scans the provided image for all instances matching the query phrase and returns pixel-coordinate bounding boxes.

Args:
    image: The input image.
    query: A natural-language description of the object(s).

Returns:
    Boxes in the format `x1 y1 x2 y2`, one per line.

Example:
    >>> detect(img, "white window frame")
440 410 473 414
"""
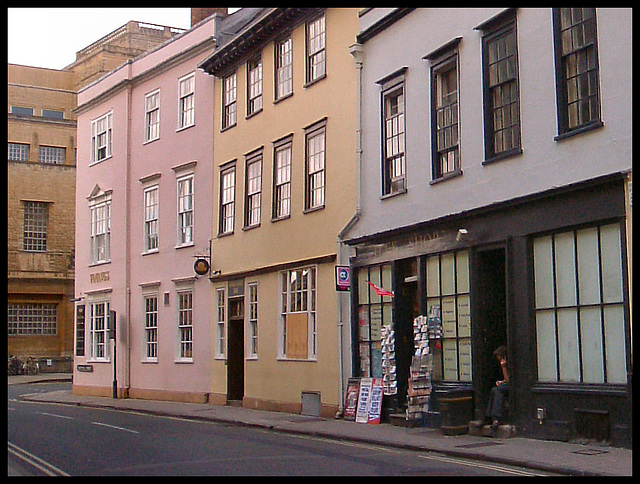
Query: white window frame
91 111 112 164
306 14 326 84
279 266 317 360
176 174 194 247
215 288 226 359
143 185 159 253
8 142 30 162
176 289 193 362
143 293 159 362
248 283 259 359
244 152 262 229
38 145 66 165
305 121 326 211
23 201 48 252
275 36 293 100
89 299 110 361
89 192 111 265
247 56 263 116
219 164 236 235
273 137 292 220
177 73 195 130
144 89 160 143
222 71 237 130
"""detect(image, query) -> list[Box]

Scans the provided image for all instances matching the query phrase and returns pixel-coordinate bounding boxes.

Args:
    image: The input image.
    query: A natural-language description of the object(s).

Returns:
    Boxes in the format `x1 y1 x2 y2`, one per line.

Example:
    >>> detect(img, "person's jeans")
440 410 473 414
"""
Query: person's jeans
486 383 509 421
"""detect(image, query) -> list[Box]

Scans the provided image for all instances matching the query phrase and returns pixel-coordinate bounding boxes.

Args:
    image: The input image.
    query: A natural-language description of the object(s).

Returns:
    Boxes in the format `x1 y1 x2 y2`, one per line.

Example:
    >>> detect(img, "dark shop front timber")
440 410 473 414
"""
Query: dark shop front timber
347 173 631 447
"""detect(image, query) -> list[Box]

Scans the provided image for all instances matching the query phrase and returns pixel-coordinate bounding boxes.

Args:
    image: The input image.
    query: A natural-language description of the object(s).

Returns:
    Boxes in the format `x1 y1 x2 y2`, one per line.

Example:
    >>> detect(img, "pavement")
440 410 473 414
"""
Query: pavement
9 373 632 476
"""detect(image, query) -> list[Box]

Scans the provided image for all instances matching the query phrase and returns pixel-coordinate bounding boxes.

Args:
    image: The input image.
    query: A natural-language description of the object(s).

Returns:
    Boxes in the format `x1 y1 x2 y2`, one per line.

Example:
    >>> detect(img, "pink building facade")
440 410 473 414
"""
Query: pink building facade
73 12 248 402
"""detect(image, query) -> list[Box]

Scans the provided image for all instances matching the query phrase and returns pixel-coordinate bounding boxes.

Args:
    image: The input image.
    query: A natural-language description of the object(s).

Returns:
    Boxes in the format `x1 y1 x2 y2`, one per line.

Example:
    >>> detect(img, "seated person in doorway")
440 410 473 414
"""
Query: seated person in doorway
485 345 508 428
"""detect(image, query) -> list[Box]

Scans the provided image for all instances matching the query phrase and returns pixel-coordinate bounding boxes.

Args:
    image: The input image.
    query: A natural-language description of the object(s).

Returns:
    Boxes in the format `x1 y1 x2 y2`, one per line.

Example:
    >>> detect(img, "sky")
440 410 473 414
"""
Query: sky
7 8 223 70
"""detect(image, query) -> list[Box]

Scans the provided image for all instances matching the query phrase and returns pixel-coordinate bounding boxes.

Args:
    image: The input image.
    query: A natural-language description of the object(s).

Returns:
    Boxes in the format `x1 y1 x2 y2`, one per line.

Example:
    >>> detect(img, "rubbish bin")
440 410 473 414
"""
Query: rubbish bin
439 389 473 435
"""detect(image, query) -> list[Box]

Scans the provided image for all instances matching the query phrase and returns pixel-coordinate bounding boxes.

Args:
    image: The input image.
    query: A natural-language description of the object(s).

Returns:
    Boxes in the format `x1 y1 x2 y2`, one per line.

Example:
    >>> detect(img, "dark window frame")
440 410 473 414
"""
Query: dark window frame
552 7 603 140
479 10 523 164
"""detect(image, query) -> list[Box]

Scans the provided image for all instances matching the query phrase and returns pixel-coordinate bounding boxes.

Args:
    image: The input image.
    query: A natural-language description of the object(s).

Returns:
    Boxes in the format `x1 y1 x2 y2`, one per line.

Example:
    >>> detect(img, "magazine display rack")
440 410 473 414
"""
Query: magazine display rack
406 316 434 424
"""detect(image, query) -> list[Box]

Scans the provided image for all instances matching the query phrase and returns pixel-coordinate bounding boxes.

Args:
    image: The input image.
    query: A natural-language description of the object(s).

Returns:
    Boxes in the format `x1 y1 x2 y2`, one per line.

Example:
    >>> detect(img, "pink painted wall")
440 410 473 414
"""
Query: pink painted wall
74 17 218 400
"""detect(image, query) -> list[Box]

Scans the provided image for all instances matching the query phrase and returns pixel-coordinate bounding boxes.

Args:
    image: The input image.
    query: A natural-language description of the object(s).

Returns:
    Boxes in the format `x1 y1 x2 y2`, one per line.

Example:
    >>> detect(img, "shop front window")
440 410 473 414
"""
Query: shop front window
425 250 472 382
357 264 394 378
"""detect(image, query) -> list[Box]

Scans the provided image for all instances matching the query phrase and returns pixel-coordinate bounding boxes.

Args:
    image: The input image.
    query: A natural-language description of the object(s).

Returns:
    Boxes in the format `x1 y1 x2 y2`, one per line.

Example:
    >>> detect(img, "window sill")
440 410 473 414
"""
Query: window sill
303 73 327 89
482 147 523 166
141 359 158 364
380 188 407 200
429 168 463 185
271 214 291 223
174 242 195 250
554 120 604 141
217 231 234 239
220 123 236 134
242 223 261 231
88 260 111 268
141 249 159 256
303 205 325 215
175 123 195 133
276 357 317 363
174 359 193 364
143 137 160 146
274 92 293 105
246 108 263 120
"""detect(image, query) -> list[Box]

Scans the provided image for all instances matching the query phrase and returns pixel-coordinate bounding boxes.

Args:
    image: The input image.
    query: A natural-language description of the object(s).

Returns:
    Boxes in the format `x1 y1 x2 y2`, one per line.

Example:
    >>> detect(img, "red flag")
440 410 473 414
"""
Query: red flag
367 281 394 298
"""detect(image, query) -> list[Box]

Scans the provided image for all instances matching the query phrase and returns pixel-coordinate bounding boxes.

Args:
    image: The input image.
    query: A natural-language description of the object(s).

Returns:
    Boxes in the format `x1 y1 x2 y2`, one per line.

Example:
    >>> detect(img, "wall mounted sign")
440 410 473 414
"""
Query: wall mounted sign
335 265 350 291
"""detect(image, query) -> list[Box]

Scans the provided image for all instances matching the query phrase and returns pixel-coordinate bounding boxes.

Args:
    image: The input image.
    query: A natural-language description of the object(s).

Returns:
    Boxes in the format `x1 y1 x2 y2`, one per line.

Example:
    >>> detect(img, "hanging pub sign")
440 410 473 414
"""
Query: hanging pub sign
194 258 210 276
335 265 350 291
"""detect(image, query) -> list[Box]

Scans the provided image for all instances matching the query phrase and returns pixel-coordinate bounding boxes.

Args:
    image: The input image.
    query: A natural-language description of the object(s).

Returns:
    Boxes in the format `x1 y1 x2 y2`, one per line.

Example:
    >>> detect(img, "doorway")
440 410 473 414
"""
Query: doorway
394 258 420 409
227 297 244 403
473 247 507 419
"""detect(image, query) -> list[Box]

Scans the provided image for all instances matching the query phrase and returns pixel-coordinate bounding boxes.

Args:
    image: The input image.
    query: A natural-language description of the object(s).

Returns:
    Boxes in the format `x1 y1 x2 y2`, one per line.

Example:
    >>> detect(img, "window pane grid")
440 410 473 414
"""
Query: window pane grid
179 75 195 128
307 15 326 82
8 143 30 161
178 291 193 359
276 37 293 99
144 187 159 251
274 142 292 218
220 168 236 234
145 295 158 359
556 8 600 132
245 158 262 227
177 177 194 244
38 146 66 165
247 58 263 115
8 303 57 335
534 224 628 384
23 201 48 252
306 129 325 209
433 61 459 178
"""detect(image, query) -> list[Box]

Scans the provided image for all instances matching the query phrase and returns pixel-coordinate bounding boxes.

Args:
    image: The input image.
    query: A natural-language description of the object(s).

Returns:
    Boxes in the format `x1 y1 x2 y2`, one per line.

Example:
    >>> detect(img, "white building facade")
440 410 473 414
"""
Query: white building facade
343 8 632 446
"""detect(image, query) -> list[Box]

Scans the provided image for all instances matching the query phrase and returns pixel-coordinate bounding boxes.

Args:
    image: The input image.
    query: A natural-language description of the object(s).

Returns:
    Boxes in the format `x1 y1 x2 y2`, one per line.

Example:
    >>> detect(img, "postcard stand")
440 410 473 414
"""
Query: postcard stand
406 316 434 425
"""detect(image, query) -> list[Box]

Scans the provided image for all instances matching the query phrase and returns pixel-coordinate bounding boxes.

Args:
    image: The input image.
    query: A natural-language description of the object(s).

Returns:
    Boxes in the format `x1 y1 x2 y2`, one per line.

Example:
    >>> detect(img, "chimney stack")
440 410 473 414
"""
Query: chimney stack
191 8 228 27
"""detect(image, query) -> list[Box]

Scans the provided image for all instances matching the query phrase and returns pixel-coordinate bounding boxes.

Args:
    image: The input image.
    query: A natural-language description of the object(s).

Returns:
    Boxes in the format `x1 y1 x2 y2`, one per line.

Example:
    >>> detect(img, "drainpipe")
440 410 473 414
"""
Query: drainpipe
336 42 364 415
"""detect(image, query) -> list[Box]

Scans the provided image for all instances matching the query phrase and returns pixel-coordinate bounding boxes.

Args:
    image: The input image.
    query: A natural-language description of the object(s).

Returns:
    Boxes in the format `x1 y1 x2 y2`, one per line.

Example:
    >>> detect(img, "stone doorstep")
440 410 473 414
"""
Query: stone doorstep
468 419 516 439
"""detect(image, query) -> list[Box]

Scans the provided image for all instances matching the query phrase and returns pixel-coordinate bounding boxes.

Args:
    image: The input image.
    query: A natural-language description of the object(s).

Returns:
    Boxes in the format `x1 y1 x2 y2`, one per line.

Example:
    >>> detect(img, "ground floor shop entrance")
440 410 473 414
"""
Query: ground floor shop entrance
347 174 631 447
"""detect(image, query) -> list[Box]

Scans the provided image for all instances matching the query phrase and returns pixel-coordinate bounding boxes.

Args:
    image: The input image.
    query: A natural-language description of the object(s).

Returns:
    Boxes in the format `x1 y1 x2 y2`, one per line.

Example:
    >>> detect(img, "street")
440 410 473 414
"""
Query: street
8 382 552 476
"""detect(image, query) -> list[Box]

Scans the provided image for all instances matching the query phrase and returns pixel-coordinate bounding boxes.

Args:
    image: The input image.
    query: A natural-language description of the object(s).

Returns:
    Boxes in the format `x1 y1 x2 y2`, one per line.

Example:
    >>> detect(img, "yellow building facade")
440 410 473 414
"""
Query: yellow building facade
200 8 359 416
